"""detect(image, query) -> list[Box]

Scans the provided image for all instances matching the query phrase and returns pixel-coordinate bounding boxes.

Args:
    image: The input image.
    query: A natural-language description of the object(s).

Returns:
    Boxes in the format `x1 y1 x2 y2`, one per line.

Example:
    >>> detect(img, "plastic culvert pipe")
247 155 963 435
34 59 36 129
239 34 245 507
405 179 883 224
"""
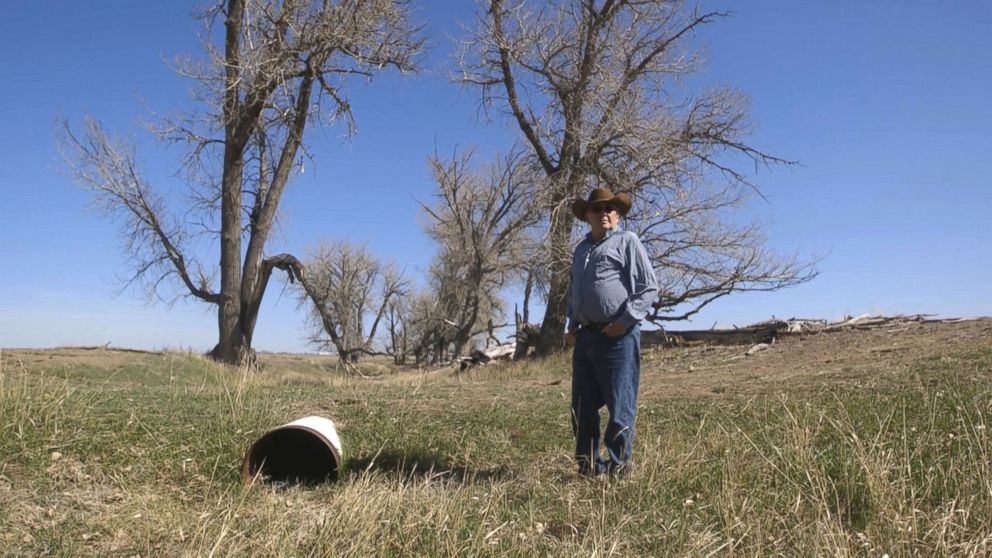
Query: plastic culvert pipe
242 416 342 485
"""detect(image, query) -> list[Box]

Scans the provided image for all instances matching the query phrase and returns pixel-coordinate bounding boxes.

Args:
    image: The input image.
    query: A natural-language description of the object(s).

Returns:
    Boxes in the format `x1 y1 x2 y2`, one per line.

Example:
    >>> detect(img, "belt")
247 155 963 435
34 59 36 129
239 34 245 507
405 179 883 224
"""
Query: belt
581 322 609 332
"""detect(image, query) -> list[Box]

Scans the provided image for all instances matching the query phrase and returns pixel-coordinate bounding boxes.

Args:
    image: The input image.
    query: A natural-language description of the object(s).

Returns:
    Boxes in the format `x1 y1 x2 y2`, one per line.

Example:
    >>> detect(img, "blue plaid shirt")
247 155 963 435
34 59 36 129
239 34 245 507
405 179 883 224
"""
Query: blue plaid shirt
566 228 659 331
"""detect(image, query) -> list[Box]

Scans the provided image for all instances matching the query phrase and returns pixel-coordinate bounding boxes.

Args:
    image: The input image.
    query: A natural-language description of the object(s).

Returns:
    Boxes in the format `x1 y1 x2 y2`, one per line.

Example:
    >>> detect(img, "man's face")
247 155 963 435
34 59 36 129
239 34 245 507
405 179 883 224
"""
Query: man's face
585 202 619 238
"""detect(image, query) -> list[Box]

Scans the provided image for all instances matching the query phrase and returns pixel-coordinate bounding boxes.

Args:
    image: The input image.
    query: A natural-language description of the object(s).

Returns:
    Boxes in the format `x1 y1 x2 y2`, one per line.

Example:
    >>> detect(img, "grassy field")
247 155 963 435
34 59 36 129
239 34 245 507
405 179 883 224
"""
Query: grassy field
2 322 991 556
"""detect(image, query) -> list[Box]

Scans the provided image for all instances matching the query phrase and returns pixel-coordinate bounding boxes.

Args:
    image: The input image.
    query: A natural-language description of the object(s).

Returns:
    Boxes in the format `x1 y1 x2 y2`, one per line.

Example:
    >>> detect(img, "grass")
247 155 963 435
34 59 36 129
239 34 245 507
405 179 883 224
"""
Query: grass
1 345 991 556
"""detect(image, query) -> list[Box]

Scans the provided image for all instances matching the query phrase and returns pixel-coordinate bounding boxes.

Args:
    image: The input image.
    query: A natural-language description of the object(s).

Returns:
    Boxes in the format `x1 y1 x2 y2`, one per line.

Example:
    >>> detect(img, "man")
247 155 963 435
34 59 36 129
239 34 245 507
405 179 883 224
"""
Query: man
565 187 659 478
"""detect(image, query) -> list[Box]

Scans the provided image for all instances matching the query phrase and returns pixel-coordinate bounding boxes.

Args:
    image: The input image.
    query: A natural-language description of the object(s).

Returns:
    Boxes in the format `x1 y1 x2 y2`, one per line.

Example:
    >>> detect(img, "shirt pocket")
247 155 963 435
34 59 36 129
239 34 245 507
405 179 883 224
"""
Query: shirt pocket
593 253 623 281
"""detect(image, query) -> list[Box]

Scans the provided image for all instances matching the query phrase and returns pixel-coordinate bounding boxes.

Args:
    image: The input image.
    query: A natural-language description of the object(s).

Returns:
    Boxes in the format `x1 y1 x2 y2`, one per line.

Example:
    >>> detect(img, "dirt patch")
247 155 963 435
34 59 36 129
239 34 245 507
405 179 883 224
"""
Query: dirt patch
639 318 992 400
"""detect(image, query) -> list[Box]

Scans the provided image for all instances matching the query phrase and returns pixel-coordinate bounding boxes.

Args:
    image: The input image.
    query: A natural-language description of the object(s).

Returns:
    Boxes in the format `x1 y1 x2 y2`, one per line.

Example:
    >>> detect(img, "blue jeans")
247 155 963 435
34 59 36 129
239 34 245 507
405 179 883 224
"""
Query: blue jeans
571 324 641 476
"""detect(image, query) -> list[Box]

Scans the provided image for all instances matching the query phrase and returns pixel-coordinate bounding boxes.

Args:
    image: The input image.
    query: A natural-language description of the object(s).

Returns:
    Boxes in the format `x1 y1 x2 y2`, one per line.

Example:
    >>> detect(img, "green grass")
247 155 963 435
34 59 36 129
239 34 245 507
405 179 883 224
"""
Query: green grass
1 347 991 556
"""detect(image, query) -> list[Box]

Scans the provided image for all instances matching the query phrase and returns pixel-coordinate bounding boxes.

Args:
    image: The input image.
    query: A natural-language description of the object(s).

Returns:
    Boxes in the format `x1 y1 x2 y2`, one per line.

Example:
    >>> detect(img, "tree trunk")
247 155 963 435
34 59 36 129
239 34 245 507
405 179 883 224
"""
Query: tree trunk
522 271 533 324
213 149 248 364
536 206 574 355
210 0 248 365
215 129 245 364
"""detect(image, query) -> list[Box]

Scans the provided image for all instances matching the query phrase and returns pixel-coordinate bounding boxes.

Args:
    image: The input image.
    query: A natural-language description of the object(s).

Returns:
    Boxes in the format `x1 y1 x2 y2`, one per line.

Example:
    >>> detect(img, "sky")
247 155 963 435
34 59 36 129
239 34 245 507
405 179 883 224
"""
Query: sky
1 1 989 353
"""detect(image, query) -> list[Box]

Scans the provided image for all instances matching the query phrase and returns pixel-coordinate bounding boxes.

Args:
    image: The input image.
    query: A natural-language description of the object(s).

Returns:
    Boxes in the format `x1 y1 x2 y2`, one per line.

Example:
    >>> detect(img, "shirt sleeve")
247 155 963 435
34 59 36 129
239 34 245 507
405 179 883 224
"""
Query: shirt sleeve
616 232 659 328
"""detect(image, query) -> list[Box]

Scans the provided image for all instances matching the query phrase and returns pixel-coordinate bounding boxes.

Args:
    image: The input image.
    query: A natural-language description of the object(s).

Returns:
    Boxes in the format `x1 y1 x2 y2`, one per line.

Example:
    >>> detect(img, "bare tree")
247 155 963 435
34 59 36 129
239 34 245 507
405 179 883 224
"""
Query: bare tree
459 0 816 354
419 148 541 358
512 234 550 325
399 289 445 365
61 0 421 364
384 293 410 365
298 241 407 366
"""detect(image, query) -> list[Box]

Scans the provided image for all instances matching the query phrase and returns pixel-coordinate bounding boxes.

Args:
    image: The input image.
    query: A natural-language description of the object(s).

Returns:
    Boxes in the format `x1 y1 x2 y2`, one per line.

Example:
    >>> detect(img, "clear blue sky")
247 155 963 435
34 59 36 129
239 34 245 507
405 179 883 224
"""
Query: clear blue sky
1 1 989 352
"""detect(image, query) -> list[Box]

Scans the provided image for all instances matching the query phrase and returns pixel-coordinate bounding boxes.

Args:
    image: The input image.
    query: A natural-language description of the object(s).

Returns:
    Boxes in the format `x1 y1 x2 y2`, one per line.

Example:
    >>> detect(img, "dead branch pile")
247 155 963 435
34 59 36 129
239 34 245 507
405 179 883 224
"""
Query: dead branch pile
646 314 976 349
456 344 516 373
453 314 980 370
784 313 965 333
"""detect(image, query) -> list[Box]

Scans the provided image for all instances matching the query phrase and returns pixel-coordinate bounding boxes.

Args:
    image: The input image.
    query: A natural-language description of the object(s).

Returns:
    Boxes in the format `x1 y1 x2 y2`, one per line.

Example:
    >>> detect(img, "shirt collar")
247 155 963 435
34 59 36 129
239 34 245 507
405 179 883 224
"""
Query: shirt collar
585 226 621 245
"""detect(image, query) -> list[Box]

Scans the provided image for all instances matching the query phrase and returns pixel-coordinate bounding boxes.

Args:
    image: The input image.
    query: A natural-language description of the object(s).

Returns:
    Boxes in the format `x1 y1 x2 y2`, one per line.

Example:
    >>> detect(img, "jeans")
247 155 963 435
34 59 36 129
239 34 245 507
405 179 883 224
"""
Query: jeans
571 324 641 476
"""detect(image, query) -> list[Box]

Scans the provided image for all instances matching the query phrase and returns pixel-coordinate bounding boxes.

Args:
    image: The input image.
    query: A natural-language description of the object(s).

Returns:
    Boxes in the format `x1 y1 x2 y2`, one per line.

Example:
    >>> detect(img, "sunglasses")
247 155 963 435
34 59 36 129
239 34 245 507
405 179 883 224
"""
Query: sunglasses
587 204 617 214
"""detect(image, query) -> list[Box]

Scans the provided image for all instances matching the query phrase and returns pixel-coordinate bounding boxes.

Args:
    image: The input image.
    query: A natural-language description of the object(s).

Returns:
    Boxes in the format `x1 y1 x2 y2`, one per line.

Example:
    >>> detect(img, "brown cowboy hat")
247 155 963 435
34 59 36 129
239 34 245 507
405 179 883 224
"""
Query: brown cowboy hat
571 187 632 220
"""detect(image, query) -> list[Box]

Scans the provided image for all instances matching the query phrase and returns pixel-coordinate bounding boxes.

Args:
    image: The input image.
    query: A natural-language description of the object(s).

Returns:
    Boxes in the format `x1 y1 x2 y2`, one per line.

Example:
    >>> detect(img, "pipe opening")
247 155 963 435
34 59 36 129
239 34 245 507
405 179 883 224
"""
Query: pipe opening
244 426 340 485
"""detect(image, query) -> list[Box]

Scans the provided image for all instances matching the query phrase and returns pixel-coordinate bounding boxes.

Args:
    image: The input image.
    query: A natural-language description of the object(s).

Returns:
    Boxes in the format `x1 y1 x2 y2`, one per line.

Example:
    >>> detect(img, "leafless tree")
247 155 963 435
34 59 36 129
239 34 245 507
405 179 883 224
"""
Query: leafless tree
384 293 410 365
418 148 542 358
61 0 421 364
298 241 407 366
512 234 550 325
398 289 443 365
459 0 816 354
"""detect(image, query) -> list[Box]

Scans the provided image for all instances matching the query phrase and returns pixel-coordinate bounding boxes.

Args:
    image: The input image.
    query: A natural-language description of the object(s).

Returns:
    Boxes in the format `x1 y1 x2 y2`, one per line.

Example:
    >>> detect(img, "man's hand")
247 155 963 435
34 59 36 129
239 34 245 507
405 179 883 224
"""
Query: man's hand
603 321 626 337
565 330 577 346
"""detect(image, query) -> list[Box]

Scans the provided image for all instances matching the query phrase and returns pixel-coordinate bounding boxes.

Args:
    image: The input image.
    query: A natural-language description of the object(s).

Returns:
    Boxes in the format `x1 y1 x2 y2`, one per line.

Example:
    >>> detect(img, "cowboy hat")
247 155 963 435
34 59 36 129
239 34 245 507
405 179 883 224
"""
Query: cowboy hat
571 187 632 220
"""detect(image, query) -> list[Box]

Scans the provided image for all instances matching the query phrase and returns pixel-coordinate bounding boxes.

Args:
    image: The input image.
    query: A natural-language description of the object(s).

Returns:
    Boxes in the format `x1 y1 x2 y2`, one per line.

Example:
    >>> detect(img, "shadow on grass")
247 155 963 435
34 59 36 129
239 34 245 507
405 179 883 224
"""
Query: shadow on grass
345 449 509 485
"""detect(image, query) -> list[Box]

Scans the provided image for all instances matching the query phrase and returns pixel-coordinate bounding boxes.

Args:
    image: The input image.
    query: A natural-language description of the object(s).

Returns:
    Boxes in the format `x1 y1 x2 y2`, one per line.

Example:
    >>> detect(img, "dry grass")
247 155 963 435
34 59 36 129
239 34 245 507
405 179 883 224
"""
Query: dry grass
1 325 991 556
